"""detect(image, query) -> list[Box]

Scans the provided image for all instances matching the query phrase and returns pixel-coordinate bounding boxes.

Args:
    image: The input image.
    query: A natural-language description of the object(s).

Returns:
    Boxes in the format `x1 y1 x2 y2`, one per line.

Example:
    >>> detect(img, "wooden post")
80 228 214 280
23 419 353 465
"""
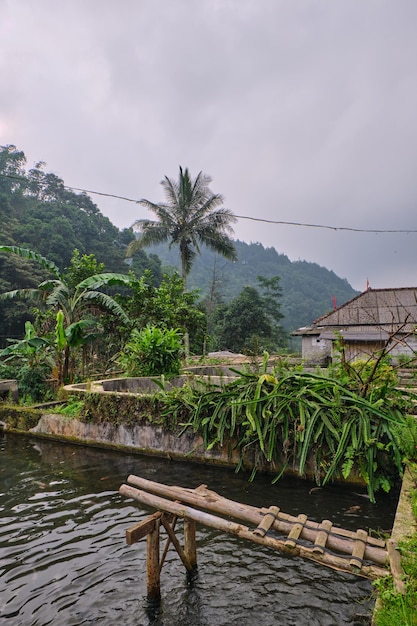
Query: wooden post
159 515 194 572
387 539 406 594
184 517 197 571
146 517 161 601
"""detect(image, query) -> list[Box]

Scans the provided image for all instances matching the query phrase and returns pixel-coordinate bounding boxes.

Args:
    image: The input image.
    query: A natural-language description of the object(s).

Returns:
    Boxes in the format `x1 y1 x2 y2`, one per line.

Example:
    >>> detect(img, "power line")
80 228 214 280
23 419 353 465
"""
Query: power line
233 214 417 234
1 171 416 234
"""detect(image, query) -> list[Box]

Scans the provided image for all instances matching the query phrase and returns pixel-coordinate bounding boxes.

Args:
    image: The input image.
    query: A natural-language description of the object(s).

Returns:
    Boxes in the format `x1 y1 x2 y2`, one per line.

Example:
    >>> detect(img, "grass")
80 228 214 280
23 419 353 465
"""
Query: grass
373 463 417 626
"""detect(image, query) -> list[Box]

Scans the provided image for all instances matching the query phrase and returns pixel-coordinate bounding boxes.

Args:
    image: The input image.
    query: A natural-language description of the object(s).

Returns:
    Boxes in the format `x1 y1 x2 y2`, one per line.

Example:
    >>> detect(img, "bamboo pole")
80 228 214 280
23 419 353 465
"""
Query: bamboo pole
313 520 333 555
119 483 388 580
349 529 368 570
285 514 308 548
253 506 280 537
125 475 388 566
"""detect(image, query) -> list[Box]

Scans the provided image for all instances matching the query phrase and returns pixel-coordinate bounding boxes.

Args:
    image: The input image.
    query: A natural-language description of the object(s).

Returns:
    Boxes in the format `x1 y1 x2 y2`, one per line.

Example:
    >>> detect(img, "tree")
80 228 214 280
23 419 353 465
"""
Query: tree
0 246 133 383
214 286 274 354
128 249 163 286
117 270 206 354
256 275 287 349
128 166 237 289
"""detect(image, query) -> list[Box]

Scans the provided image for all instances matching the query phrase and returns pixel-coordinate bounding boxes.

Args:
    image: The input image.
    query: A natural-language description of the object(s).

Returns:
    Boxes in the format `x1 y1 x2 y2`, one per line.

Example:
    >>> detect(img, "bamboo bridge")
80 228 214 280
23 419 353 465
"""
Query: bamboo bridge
119 475 404 600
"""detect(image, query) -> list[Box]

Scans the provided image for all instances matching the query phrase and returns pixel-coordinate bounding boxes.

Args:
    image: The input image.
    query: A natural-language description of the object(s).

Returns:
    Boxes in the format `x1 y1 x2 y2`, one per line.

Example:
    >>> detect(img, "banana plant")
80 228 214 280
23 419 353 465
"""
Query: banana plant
0 246 134 383
0 320 53 368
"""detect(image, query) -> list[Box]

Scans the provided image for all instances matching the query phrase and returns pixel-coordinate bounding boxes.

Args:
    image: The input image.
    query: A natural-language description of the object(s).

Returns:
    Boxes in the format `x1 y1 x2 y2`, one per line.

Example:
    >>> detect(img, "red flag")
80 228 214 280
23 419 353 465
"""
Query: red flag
332 295 337 310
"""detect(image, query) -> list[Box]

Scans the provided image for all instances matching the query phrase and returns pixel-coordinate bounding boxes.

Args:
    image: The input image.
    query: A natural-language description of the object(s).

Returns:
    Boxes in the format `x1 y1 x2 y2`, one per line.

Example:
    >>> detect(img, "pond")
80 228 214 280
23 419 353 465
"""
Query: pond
0 432 398 625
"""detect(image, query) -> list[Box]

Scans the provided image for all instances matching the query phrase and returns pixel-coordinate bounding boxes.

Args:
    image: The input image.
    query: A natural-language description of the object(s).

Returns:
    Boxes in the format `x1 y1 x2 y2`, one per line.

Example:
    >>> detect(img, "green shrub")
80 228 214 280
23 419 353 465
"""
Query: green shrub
393 416 417 463
118 325 183 377
0 362 51 403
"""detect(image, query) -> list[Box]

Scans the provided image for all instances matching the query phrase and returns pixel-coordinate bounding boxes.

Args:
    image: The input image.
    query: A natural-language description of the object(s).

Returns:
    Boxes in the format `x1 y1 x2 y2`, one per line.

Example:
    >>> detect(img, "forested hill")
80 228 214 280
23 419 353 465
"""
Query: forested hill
0 146 133 272
146 241 359 333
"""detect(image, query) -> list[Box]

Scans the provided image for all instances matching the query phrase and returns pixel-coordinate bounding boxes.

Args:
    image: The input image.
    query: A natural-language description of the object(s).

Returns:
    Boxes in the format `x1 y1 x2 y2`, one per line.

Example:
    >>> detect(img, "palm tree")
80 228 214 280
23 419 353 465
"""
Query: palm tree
0 246 133 382
128 167 237 289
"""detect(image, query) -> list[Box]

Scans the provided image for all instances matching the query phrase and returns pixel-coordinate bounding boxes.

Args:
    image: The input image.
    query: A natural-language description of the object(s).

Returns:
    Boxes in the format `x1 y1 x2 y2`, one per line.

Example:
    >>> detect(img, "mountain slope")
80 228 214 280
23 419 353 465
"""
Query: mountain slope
145 240 358 333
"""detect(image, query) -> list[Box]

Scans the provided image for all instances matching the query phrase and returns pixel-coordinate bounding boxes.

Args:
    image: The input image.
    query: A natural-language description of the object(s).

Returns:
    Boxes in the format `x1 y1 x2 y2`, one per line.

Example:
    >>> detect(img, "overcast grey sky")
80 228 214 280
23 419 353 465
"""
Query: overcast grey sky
1 0 416 291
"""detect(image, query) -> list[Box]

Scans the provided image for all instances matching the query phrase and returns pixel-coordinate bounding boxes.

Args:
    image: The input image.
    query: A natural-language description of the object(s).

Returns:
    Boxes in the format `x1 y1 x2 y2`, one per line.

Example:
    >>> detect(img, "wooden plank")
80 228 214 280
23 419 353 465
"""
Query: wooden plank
349 529 368 570
387 539 406 594
312 520 332 555
125 475 388 564
119 483 389 580
253 506 280 537
285 514 308 548
126 512 162 545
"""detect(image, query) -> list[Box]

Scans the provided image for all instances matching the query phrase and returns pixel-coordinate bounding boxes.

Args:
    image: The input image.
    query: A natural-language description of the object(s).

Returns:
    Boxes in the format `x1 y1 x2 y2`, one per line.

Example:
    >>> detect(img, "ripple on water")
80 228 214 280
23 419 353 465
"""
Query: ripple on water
0 434 393 625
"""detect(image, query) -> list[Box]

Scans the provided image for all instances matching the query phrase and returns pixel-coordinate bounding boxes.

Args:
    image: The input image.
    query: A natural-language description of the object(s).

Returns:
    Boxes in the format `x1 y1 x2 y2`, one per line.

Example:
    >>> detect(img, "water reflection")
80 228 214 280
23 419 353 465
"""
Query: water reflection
0 432 397 625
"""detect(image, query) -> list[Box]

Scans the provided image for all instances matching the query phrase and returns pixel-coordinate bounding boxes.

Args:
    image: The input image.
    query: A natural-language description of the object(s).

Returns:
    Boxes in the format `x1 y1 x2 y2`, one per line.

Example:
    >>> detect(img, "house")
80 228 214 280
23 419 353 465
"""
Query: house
292 287 417 365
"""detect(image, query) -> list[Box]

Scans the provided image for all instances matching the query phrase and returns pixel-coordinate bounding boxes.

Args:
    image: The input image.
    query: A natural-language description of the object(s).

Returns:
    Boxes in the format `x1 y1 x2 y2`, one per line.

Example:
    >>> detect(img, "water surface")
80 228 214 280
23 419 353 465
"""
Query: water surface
0 432 398 625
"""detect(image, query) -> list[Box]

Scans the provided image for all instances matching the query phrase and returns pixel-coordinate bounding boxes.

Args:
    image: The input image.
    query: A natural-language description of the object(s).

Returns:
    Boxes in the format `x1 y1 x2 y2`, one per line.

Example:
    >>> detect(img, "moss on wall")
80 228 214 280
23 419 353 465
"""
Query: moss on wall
0 405 42 430
78 392 190 432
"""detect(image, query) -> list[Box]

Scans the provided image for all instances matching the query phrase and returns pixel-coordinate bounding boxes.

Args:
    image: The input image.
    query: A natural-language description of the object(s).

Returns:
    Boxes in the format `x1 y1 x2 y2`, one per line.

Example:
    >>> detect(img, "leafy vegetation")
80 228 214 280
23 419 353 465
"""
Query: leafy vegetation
117 325 183 377
53 396 85 417
0 320 54 401
0 145 154 343
162 353 416 501
117 271 206 355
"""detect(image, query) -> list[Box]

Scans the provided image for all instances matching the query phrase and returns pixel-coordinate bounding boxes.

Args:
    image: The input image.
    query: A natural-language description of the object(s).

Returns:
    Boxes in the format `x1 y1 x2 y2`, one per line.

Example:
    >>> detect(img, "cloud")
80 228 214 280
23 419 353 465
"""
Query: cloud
1 0 417 291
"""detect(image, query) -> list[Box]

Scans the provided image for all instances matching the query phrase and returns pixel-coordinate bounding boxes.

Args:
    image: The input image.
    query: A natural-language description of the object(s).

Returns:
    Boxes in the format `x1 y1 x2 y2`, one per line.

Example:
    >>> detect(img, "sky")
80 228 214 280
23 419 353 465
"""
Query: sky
1 0 416 292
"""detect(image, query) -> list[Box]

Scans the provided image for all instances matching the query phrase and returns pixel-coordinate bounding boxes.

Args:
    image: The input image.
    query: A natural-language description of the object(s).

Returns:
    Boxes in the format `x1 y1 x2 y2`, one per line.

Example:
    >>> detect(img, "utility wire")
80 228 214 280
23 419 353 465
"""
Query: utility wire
232 214 417 233
1 171 416 234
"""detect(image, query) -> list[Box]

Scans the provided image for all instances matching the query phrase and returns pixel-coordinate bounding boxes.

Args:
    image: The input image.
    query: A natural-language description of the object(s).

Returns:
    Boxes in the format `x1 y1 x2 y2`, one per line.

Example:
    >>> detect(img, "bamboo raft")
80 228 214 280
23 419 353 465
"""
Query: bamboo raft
119 475 404 600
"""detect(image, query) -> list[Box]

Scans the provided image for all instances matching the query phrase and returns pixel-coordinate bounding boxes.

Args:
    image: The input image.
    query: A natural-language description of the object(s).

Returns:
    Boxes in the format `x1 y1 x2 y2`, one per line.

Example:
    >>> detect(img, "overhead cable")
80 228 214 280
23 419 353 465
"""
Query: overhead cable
0 171 416 234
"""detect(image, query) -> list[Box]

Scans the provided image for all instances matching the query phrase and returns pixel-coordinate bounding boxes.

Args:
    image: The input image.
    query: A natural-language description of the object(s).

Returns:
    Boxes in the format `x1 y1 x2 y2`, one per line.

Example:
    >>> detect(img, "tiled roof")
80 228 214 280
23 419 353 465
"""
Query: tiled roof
293 288 417 335
314 288 417 326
